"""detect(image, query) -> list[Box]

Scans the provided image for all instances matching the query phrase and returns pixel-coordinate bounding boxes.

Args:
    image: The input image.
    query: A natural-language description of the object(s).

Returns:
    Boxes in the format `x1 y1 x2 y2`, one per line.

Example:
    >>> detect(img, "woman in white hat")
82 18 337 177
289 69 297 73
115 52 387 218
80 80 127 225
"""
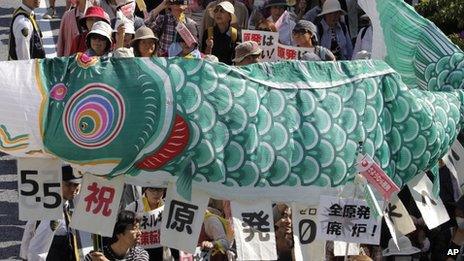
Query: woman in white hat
201 1 239 65
86 20 113 57
316 0 352 60
131 26 159 57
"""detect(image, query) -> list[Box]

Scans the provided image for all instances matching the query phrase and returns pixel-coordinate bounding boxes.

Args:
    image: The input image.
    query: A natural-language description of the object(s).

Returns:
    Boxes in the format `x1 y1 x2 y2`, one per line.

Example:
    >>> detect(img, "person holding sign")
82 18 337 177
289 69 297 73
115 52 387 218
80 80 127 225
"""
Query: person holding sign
202 1 239 65
25 166 82 261
84 210 149 261
292 20 335 61
265 0 296 45
126 187 168 260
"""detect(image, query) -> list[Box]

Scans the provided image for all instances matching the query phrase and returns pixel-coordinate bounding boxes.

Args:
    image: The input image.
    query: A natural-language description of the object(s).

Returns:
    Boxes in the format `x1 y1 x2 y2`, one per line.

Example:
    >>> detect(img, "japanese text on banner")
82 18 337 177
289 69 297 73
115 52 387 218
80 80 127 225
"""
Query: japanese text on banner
70 174 124 237
316 196 381 244
161 183 209 253
357 154 400 200
140 207 164 249
231 199 277 260
241 30 279 62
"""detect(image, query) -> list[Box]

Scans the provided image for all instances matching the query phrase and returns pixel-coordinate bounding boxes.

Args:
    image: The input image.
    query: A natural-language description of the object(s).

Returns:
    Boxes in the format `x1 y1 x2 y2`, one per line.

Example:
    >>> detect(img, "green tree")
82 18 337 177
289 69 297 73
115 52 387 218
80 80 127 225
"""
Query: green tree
415 0 464 50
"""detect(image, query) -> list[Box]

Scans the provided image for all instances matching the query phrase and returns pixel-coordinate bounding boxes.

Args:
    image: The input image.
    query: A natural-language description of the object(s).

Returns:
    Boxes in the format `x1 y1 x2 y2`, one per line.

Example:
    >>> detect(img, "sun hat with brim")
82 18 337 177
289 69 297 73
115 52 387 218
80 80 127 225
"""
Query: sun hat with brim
62 165 82 184
132 26 158 42
265 0 288 8
80 6 110 27
232 41 262 63
293 20 318 36
208 1 237 24
86 21 113 50
317 0 346 17
382 236 421 257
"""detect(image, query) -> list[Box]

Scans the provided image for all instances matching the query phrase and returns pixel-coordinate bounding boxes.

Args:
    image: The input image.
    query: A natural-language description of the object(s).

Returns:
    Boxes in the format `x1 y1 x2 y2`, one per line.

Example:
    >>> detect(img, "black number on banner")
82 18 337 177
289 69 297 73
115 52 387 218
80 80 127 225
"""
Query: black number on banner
20 170 39 196
299 219 317 244
43 183 62 209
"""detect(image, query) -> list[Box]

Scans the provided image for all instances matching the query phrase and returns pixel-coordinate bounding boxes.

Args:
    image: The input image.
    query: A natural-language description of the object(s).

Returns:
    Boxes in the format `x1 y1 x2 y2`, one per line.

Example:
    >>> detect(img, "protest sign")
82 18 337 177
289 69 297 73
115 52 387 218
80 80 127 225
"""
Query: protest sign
444 138 464 195
231 199 277 260
242 30 279 61
357 154 400 200
161 183 209 253
70 174 124 237
385 194 416 235
18 158 63 221
292 203 325 261
316 196 381 244
276 43 321 61
408 172 450 229
140 206 164 249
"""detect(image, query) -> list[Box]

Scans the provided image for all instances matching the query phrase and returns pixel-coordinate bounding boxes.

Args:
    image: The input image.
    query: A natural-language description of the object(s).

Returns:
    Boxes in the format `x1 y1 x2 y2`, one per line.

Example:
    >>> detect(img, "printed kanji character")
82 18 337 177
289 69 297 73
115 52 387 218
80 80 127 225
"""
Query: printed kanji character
166 200 198 234
343 204 357 218
328 203 343 216
357 206 371 219
326 221 343 235
251 33 263 44
241 210 271 242
264 35 274 46
243 33 251 41
140 232 150 245
278 46 285 59
84 182 115 217
285 49 297 60
351 223 367 237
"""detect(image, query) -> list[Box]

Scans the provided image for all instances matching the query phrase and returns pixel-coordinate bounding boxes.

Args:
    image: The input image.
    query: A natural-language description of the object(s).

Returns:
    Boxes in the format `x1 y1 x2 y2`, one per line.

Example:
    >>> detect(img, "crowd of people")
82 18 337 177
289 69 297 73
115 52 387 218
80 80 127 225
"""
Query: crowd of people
9 0 378 63
8 0 464 260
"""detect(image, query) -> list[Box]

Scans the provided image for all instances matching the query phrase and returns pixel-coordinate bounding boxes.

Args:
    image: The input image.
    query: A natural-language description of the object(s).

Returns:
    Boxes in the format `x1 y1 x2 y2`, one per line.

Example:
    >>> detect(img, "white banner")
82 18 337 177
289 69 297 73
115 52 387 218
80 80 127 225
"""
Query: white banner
277 43 320 61
407 172 450 229
386 194 416 236
231 199 277 260
316 196 381 244
70 174 124 237
140 206 164 249
18 158 63 221
242 30 279 61
161 183 209 254
292 203 325 261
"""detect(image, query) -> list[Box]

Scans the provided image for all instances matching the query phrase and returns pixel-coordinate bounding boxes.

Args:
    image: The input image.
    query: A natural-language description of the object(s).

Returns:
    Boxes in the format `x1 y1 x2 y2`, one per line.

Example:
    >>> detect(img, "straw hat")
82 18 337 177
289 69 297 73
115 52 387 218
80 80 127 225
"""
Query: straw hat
209 1 237 24
232 41 262 63
86 21 113 50
317 0 346 17
132 27 158 43
382 236 421 256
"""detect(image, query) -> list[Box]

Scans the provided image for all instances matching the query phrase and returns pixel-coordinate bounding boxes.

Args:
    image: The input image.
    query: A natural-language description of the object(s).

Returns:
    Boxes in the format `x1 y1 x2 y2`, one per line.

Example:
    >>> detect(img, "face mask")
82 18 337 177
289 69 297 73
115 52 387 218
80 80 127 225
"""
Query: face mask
456 217 464 229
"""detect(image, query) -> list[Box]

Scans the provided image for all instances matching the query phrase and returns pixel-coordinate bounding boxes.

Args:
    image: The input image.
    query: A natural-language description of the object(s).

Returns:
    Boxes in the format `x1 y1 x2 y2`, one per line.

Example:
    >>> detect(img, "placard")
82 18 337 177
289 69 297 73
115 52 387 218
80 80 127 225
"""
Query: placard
161 183 209 253
231 199 277 260
292 203 325 261
357 154 400 200
140 206 164 249
407 172 450 229
316 196 381 244
18 158 63 221
70 174 124 237
276 43 320 61
242 30 279 61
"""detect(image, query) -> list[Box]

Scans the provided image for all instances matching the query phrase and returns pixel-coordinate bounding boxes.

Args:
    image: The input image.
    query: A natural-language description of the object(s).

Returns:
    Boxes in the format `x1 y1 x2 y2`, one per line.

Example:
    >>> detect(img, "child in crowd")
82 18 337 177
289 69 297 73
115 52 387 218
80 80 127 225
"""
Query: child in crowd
85 21 113 56
132 26 159 57
72 6 111 54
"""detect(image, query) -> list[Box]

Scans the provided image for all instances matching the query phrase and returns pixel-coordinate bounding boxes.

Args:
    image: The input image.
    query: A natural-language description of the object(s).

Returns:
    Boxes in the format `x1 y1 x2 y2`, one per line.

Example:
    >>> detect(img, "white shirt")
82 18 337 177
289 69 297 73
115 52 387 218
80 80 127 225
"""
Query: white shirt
267 13 295 46
12 4 35 60
352 25 372 60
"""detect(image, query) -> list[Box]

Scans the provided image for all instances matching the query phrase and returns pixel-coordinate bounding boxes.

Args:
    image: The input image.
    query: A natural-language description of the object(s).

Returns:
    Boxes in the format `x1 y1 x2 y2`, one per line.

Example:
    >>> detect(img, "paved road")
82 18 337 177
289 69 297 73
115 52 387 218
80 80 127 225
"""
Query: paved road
0 0 65 259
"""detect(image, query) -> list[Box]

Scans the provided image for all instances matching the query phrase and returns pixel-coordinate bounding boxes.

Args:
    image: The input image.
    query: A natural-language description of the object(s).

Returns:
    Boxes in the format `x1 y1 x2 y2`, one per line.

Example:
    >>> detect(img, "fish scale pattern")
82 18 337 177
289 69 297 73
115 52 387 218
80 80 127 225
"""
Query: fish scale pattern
153 58 463 192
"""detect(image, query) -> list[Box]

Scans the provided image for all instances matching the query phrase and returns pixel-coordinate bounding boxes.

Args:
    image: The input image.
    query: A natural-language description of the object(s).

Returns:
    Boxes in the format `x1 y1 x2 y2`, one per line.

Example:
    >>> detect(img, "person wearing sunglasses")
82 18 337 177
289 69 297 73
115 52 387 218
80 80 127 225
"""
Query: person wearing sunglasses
292 20 335 61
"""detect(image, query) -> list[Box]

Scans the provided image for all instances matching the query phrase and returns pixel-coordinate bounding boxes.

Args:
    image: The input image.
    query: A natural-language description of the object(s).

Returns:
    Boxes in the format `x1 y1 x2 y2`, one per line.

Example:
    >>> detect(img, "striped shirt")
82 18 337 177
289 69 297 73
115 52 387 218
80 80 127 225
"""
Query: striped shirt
84 245 149 261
